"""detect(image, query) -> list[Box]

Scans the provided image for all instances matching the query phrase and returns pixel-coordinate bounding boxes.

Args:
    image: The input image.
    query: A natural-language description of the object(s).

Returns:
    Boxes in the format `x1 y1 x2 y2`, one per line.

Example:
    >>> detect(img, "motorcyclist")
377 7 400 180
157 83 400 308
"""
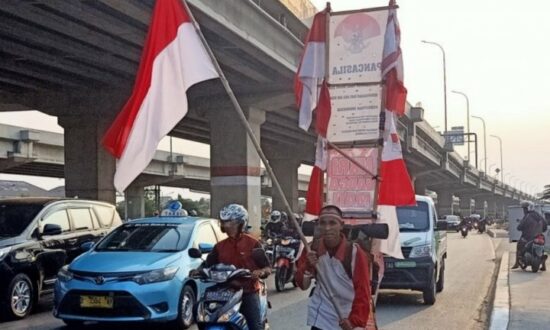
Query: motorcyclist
189 204 271 330
512 201 548 270
265 210 285 238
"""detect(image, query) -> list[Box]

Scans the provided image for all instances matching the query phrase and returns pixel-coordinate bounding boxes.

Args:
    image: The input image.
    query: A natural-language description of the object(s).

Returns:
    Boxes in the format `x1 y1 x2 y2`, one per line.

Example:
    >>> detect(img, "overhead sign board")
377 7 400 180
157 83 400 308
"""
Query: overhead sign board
444 126 464 146
328 8 389 84
326 85 381 143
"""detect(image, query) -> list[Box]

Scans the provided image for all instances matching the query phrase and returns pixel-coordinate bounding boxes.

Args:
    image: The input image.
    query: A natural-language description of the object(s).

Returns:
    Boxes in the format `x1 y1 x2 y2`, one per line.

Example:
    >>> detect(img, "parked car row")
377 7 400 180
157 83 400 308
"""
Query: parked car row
0 198 227 330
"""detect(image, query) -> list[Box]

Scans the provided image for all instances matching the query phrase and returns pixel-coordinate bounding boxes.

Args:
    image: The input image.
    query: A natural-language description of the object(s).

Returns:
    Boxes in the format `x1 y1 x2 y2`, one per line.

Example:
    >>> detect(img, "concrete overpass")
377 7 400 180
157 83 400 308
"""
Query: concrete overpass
0 119 531 218
0 1 530 230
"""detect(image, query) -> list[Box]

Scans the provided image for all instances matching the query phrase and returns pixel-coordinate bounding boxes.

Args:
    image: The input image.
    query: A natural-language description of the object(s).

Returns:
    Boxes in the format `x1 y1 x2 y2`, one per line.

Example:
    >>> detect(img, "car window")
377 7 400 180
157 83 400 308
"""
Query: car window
211 221 227 241
194 224 218 246
95 223 192 252
42 210 70 233
69 208 94 231
94 205 115 228
396 201 429 232
0 203 44 238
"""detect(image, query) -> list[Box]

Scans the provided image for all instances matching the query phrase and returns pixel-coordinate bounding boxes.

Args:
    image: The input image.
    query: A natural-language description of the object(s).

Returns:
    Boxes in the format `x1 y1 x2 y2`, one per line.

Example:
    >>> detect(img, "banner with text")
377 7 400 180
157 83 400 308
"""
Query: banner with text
328 8 389 84
327 147 378 212
326 85 381 143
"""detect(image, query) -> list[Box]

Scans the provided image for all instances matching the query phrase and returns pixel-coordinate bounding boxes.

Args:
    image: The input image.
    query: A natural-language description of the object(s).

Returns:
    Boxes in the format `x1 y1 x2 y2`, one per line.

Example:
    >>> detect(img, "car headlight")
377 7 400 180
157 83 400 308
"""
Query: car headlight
409 244 432 258
57 265 74 282
210 270 231 283
133 266 179 285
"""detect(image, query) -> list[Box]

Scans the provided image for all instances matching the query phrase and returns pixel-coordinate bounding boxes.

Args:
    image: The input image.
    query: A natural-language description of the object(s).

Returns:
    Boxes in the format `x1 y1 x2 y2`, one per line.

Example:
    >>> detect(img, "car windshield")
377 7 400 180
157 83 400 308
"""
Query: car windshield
95 223 192 252
0 203 44 237
396 201 429 232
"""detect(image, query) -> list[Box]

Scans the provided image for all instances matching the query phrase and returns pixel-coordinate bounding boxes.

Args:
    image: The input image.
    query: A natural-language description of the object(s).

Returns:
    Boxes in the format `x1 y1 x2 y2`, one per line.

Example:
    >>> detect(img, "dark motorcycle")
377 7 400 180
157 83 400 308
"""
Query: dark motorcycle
262 237 276 268
274 236 300 292
518 234 546 273
188 248 270 330
478 221 486 234
460 224 469 238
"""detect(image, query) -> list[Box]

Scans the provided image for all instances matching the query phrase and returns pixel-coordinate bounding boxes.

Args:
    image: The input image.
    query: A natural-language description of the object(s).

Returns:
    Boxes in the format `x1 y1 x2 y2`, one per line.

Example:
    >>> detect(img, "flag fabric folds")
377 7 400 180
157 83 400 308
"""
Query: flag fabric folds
294 9 328 133
102 0 218 193
378 110 415 206
304 137 327 221
381 0 407 115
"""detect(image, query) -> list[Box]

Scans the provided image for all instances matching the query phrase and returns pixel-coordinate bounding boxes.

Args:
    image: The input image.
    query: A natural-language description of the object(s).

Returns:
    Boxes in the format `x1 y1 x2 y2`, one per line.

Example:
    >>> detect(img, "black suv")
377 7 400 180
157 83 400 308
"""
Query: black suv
0 197 122 320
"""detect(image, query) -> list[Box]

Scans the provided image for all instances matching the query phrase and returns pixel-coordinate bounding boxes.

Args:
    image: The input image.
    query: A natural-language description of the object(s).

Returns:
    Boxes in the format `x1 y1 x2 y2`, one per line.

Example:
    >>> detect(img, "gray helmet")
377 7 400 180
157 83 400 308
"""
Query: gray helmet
521 200 535 212
270 210 281 223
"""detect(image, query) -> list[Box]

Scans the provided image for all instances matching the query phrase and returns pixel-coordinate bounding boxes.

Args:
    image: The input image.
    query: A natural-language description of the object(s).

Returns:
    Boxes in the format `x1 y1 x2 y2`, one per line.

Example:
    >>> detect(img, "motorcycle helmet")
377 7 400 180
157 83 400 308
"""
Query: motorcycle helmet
270 210 281 223
219 204 248 224
521 200 535 212
189 209 198 216
281 211 288 222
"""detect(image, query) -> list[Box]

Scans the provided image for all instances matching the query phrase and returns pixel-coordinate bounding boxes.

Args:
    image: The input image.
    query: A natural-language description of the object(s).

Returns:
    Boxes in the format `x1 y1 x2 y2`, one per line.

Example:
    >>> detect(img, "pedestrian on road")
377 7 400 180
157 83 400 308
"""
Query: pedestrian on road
512 200 548 270
295 205 373 330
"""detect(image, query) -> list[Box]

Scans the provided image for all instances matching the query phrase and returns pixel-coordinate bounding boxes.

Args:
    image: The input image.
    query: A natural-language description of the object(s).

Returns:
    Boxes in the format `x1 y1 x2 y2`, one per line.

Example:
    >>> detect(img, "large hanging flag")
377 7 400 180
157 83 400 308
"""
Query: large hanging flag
381 0 407 115
304 136 327 220
294 9 331 135
102 0 218 193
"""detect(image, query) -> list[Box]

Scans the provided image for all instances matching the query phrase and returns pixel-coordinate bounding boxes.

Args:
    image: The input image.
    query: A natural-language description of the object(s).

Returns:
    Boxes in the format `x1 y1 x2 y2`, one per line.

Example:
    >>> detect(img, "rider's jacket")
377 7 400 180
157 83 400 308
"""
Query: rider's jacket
518 211 548 241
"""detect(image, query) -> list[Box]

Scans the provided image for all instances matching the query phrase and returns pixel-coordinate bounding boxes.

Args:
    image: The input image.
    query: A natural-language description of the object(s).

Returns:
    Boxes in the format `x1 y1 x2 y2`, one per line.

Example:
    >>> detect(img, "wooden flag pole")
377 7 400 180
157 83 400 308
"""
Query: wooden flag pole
181 0 346 321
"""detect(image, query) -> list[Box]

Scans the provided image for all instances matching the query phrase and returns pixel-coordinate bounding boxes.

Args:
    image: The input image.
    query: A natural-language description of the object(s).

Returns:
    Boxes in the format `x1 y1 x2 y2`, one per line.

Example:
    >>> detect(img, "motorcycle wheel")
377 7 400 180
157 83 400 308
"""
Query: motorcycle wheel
275 266 287 292
532 259 541 273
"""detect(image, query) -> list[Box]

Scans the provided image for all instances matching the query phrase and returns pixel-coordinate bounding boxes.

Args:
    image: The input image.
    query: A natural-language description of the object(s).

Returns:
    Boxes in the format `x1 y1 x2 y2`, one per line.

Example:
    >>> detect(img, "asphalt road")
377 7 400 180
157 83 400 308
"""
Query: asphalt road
1 232 496 330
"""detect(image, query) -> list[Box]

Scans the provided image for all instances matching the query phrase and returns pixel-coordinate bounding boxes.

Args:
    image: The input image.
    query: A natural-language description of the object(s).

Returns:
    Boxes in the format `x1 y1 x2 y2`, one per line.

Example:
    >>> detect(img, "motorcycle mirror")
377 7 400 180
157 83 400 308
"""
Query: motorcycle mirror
301 220 317 236
188 248 202 259
251 248 270 269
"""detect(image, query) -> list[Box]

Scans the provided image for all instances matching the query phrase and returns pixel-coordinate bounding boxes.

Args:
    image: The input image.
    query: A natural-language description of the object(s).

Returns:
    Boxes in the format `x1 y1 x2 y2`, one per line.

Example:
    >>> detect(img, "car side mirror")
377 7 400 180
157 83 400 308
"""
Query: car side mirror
198 243 214 254
188 248 202 259
42 223 62 236
80 241 94 252
436 221 448 231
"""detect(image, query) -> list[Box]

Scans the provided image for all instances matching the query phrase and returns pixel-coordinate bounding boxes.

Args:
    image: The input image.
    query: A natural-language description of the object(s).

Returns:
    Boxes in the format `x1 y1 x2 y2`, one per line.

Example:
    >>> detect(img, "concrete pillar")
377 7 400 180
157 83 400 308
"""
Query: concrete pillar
125 184 145 219
485 198 497 218
58 115 116 203
208 108 265 237
269 157 300 212
414 179 427 196
436 190 453 216
495 199 505 219
459 195 473 216
474 196 487 217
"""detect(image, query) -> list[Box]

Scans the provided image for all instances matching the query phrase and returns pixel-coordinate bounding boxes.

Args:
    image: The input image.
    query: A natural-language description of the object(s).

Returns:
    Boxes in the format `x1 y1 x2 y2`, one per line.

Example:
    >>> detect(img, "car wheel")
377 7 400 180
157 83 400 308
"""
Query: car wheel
422 270 437 305
2 273 34 320
436 260 445 293
174 284 195 330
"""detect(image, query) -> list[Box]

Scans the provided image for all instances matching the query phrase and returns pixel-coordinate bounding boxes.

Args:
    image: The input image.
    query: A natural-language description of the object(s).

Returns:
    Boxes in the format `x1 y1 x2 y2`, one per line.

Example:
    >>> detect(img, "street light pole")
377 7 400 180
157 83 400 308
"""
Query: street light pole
422 40 448 133
472 115 487 173
452 90 470 163
490 135 503 182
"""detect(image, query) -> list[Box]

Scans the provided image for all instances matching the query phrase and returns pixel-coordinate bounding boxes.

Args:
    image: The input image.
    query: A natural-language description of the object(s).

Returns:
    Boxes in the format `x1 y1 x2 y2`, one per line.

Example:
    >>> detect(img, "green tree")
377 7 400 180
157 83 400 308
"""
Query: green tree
541 185 550 200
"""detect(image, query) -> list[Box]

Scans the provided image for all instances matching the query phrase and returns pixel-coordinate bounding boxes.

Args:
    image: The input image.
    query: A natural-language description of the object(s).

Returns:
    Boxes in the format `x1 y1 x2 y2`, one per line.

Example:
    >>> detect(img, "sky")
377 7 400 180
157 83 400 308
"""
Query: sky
0 0 548 196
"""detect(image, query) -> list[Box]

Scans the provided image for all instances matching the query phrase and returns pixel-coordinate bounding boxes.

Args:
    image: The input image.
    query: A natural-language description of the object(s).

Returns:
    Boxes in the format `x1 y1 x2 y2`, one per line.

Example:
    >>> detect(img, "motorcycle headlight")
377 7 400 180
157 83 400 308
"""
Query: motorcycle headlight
281 239 290 246
210 270 231 283
266 238 273 245
57 265 74 282
218 302 241 322
409 244 432 258
133 266 179 285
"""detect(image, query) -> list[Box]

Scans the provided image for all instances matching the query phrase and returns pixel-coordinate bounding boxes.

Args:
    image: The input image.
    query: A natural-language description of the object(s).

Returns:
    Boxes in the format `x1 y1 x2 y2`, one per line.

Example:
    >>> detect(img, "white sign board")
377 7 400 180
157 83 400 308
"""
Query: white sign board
326 85 381 143
327 147 378 212
328 9 389 84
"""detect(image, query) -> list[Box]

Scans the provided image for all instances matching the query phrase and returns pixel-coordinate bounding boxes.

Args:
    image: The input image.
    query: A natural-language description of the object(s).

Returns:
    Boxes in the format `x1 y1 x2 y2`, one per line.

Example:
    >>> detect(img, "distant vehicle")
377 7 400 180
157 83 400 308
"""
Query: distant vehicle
440 214 461 230
53 212 226 329
380 195 448 305
0 197 121 320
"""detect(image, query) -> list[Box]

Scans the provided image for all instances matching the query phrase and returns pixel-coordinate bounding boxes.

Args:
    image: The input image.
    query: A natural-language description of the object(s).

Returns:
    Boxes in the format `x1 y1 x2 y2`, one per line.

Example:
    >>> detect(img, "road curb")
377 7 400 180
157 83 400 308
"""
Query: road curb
489 251 510 330
487 228 508 238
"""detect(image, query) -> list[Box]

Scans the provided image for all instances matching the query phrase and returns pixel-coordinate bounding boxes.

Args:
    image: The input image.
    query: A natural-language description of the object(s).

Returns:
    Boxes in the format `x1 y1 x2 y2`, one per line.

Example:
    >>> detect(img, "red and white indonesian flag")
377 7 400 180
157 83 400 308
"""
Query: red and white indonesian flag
304 136 327 221
381 0 407 115
294 9 331 135
102 0 218 193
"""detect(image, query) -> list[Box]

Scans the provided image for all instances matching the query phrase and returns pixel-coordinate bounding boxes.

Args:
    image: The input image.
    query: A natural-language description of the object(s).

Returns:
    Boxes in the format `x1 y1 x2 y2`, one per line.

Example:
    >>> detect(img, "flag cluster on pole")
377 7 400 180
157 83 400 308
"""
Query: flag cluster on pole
102 0 218 193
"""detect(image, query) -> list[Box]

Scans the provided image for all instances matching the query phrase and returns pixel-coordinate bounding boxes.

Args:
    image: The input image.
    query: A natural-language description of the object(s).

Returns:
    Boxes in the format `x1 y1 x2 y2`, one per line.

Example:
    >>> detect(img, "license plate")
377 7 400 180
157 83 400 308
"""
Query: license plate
395 261 417 268
205 290 233 301
80 295 114 309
